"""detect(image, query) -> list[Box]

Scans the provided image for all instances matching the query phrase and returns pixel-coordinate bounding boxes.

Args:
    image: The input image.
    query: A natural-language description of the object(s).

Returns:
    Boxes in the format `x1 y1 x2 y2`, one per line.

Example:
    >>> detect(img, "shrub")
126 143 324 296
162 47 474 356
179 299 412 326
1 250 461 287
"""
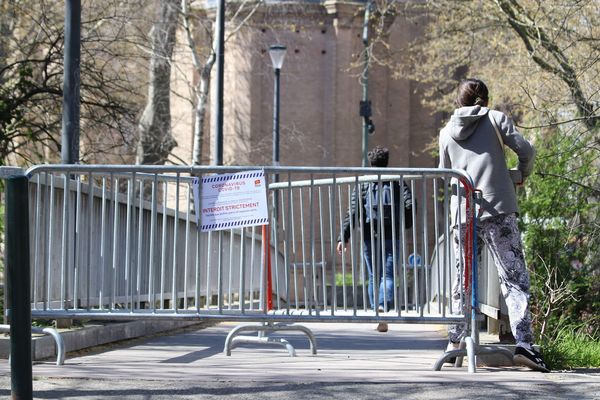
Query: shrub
519 128 600 358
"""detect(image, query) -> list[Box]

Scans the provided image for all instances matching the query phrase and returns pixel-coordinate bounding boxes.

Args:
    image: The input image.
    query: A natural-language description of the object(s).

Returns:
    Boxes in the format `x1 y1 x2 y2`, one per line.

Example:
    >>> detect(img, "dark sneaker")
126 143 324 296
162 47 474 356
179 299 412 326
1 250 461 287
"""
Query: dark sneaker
513 346 550 373
376 322 388 332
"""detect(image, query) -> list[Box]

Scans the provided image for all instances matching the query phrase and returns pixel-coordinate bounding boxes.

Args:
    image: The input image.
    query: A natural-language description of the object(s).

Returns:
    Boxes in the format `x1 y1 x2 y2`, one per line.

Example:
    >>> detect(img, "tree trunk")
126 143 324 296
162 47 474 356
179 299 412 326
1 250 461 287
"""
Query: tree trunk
137 0 179 165
0 0 16 83
182 0 262 165
192 57 214 165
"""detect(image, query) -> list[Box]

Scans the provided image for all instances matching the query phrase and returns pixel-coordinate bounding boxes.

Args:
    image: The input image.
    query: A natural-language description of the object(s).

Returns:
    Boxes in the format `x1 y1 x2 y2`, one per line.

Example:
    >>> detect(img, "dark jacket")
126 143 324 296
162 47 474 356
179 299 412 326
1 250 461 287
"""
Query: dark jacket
339 180 413 244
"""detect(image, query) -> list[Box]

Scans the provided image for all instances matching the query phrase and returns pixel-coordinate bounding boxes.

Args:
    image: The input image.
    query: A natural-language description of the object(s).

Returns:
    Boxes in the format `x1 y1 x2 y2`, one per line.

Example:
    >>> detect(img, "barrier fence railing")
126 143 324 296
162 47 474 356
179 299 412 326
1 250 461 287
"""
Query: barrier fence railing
3 165 512 378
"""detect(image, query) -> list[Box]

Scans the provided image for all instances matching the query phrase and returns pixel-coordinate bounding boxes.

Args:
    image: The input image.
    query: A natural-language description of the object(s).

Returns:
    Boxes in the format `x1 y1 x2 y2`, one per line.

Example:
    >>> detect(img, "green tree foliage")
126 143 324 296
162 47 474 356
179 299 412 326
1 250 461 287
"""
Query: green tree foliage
521 129 600 339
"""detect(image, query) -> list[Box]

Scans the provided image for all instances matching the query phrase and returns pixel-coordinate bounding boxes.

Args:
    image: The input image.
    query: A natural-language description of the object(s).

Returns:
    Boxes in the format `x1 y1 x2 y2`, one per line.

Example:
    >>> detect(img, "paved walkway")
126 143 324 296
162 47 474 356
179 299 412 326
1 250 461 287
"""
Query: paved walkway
1 322 599 399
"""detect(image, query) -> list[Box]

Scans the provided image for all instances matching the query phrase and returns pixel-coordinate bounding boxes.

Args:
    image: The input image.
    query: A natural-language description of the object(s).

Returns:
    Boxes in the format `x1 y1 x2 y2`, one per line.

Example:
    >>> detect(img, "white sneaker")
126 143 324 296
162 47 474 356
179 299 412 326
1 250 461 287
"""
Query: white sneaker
446 341 460 351
445 341 460 364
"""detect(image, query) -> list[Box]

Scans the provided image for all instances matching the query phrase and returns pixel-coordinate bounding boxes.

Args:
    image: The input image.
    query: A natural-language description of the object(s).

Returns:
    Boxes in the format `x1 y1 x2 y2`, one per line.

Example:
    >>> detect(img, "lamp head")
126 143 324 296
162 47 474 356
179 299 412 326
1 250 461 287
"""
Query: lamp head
269 44 287 69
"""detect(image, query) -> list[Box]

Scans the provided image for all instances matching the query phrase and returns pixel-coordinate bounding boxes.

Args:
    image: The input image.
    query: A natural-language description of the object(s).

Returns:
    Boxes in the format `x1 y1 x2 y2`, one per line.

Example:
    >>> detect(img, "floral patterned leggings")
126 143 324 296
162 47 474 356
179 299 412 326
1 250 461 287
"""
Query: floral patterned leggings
448 213 534 347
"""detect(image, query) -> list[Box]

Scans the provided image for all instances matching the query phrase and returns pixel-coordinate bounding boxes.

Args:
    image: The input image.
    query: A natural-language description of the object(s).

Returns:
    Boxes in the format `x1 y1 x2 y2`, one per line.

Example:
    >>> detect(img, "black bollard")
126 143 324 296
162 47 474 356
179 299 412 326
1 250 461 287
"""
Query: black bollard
6 176 32 400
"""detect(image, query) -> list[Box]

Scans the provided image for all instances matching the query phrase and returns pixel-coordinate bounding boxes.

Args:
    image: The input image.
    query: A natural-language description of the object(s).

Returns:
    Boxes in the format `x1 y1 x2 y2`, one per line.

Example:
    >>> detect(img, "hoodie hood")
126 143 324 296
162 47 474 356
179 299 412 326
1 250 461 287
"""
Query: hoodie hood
446 105 489 141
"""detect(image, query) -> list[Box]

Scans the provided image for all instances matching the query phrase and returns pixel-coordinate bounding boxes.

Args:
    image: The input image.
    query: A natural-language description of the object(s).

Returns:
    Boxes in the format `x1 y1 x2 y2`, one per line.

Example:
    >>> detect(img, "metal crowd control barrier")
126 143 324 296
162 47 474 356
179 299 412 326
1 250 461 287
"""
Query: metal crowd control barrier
0 325 65 366
13 164 510 372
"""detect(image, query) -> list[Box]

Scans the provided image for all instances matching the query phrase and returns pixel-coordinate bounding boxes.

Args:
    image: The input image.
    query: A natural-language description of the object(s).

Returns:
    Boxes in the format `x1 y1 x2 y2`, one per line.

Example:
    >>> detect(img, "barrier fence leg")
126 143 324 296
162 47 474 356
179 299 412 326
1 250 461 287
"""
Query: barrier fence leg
263 225 273 311
6 176 33 400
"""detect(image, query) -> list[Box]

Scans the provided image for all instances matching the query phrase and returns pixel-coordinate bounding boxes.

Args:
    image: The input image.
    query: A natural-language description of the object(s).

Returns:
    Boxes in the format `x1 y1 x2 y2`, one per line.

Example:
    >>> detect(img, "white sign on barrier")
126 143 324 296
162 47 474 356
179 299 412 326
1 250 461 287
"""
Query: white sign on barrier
193 170 269 232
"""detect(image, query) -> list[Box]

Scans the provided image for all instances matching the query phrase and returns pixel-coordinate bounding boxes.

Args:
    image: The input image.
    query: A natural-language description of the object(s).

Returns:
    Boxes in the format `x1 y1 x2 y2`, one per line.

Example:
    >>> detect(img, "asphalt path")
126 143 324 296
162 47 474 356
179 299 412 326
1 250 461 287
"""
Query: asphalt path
1 322 598 399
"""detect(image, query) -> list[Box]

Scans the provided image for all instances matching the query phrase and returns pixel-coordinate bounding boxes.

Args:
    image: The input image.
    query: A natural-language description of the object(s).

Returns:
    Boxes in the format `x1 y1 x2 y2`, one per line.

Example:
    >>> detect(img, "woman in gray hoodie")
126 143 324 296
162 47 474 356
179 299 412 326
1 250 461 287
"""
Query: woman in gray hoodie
438 78 549 372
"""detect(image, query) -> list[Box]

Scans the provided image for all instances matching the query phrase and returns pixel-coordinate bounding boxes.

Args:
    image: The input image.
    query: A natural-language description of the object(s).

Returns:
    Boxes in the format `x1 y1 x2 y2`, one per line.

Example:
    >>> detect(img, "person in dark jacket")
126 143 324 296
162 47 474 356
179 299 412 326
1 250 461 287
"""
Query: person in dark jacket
336 146 413 331
439 78 548 372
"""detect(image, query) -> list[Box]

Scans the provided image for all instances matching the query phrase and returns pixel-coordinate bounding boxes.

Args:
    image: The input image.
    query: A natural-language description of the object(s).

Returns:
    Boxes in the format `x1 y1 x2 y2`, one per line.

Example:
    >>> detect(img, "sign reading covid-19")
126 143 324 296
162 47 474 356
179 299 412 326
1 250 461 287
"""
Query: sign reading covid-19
193 170 269 232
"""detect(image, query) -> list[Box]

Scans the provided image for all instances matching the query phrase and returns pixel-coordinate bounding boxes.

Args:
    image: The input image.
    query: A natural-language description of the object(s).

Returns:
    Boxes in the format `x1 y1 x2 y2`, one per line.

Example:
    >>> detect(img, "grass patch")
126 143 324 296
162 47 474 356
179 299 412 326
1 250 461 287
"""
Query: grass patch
542 327 600 370
333 272 363 287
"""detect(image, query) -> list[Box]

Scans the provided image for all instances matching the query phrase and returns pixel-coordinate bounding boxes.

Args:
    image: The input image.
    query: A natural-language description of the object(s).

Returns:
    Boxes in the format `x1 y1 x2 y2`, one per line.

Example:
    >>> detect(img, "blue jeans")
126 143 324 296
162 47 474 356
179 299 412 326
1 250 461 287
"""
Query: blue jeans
363 239 397 310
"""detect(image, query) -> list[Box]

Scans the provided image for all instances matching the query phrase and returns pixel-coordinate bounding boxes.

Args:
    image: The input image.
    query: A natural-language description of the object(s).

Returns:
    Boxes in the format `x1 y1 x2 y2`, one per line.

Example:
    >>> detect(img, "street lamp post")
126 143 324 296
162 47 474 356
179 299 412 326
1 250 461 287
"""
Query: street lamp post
213 0 225 165
360 0 375 167
268 44 286 222
269 45 286 168
62 0 81 165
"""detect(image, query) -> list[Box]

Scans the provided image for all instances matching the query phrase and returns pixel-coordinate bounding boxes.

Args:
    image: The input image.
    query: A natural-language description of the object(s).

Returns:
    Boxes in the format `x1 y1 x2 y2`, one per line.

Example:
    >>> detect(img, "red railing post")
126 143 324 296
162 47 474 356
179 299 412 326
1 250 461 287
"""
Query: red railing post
262 225 273 311
459 178 475 301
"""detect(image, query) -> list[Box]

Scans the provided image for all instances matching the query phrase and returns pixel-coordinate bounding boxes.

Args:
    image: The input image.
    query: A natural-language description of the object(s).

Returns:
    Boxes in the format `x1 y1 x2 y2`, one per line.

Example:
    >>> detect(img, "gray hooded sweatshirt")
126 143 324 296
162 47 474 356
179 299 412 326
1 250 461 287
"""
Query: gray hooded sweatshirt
438 106 535 223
